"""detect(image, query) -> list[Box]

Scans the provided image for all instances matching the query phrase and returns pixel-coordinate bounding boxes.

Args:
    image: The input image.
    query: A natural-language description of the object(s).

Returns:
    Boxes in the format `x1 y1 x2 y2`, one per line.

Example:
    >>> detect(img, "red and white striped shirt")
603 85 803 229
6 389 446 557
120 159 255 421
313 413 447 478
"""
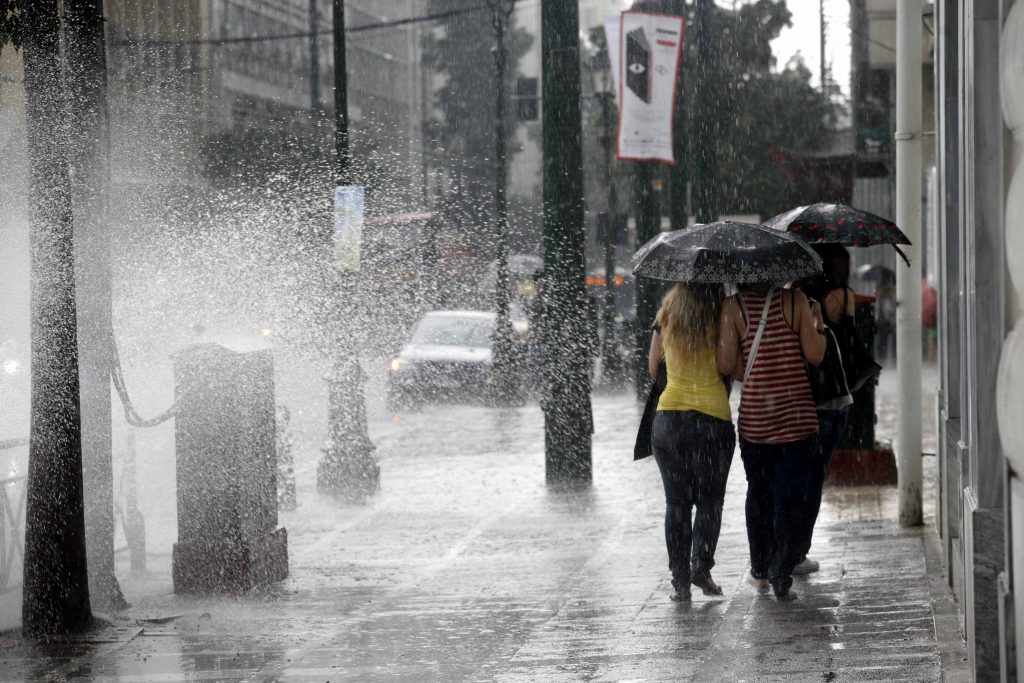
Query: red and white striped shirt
738 289 819 444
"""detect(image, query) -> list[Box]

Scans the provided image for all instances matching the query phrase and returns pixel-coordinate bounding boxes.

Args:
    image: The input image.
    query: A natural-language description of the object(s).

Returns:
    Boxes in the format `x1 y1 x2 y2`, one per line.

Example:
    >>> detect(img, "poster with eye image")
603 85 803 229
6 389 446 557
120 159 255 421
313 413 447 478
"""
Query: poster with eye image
610 11 684 163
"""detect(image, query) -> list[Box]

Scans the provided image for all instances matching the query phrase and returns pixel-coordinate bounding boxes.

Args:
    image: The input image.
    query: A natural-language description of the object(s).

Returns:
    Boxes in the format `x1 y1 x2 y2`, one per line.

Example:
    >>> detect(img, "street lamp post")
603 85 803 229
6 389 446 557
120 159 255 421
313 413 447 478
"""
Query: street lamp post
316 0 380 502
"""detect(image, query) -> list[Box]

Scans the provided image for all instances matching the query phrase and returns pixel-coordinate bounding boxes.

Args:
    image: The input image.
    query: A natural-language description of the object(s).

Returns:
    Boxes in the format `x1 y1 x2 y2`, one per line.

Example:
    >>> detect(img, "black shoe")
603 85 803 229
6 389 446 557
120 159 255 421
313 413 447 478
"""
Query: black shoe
774 588 798 603
670 587 692 602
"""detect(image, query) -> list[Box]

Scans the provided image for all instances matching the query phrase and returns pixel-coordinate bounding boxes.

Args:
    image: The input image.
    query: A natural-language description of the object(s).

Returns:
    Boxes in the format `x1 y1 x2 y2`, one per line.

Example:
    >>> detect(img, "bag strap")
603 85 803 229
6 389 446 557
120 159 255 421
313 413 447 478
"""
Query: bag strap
744 287 775 381
825 326 852 395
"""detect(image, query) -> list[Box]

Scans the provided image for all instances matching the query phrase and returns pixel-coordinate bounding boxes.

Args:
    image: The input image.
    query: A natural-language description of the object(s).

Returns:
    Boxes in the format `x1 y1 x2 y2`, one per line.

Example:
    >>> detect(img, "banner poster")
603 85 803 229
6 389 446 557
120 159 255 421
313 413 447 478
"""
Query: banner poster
614 11 684 163
334 185 365 272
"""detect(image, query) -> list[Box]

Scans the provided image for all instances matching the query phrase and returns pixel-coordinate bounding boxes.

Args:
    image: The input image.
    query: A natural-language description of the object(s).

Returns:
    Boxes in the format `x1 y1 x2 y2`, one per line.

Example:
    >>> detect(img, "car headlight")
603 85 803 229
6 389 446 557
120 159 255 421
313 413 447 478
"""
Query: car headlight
388 358 402 373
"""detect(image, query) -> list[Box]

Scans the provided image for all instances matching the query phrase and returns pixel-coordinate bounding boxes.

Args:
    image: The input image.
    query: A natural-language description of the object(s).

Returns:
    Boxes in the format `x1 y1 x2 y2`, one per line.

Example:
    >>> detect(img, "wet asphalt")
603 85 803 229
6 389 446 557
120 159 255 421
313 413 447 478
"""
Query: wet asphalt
0 365 968 681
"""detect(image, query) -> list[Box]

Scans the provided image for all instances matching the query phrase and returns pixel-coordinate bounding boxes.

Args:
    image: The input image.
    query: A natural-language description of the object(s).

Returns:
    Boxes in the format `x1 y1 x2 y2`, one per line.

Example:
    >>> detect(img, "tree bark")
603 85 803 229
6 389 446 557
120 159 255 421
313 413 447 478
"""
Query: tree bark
489 0 519 402
633 161 659 396
63 0 126 613
541 0 592 484
21 0 93 637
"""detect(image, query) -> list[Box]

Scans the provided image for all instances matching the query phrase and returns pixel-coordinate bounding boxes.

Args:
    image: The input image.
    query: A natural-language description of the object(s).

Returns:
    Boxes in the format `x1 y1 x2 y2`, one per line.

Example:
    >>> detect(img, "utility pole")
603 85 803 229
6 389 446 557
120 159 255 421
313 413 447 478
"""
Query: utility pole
309 0 321 114
598 65 623 387
850 0 867 149
64 0 126 613
819 0 828 91
633 161 659 395
693 0 714 224
669 0 688 230
895 0 923 526
487 0 520 404
317 0 380 502
541 0 593 483
21 0 93 636
333 0 349 178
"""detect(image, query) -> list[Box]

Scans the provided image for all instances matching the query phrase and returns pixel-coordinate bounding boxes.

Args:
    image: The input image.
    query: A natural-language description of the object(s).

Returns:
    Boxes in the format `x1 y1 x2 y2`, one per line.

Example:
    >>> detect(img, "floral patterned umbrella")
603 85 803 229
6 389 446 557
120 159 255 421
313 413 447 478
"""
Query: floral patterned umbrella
632 221 822 284
764 202 912 266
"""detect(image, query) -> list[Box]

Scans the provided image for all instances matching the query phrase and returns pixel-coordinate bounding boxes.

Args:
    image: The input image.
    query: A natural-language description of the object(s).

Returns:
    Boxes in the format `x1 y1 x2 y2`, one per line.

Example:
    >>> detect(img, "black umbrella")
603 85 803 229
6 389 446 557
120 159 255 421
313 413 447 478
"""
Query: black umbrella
632 221 823 284
764 202 912 266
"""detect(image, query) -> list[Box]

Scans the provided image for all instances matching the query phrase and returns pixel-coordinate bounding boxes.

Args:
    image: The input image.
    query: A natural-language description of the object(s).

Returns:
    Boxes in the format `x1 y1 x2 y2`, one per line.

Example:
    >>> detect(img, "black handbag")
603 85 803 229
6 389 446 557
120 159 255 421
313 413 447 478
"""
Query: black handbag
634 360 667 461
833 311 882 393
807 327 851 405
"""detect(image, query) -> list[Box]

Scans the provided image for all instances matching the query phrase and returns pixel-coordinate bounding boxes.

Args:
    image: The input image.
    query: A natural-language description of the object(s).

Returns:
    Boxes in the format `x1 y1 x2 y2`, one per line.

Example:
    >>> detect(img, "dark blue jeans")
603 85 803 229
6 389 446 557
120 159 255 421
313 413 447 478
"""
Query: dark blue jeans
652 410 736 591
799 407 850 559
740 436 817 595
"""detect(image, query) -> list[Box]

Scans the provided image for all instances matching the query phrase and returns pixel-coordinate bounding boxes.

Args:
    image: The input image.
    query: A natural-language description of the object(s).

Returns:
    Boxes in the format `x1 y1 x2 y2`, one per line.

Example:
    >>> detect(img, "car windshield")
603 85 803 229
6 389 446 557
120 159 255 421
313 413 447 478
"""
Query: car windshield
411 316 493 347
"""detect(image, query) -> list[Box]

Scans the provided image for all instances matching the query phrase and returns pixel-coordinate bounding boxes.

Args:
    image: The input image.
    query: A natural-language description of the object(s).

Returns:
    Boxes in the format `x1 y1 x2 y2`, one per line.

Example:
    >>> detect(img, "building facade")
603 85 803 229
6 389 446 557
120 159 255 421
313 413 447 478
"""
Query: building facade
933 0 1024 679
850 0 936 276
99 0 428 205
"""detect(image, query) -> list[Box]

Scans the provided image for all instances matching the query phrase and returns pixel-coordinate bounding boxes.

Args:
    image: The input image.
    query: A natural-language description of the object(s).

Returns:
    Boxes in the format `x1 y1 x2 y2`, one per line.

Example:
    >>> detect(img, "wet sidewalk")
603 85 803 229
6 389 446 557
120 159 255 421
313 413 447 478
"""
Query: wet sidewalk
0 370 967 682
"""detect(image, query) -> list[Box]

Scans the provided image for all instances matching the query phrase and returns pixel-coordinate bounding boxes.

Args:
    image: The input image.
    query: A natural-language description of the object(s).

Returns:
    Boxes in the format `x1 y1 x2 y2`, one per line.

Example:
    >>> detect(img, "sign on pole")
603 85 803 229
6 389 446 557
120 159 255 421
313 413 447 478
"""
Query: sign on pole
606 11 684 164
334 185 364 272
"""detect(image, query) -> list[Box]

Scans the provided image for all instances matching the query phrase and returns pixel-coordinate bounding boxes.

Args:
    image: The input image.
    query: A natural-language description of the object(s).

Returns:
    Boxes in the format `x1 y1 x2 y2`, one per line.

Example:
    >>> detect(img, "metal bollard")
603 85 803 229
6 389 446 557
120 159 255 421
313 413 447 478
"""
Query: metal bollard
276 406 297 511
123 430 146 572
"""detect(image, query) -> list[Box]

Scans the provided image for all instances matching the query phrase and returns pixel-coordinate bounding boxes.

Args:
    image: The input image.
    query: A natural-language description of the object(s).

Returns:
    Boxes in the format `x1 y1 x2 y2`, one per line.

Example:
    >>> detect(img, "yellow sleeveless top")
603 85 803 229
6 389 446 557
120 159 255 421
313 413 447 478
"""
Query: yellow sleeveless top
656 344 731 422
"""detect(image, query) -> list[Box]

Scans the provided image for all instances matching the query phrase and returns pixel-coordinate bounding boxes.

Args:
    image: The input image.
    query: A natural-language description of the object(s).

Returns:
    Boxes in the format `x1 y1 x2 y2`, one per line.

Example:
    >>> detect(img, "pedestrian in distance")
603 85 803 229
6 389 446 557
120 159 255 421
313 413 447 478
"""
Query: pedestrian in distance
717 281 826 602
874 280 897 364
793 244 857 576
647 283 737 602
922 278 938 363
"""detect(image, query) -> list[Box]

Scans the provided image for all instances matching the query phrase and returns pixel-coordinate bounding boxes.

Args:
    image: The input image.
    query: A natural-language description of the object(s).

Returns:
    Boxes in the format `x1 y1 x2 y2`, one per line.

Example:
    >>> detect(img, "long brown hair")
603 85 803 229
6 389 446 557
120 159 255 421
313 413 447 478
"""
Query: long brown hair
656 283 724 356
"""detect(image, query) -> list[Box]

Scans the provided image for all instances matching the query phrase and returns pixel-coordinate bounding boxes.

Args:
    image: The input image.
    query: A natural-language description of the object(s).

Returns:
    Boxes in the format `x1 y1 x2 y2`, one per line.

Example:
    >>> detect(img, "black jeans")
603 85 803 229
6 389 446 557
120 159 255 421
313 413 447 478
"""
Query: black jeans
740 436 817 595
799 408 850 559
652 410 736 591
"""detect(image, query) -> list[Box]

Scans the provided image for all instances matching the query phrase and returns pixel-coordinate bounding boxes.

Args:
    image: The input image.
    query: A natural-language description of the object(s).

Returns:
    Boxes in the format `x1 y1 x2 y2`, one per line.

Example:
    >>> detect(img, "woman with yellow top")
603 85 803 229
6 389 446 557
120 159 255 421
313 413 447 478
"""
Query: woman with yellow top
647 283 736 601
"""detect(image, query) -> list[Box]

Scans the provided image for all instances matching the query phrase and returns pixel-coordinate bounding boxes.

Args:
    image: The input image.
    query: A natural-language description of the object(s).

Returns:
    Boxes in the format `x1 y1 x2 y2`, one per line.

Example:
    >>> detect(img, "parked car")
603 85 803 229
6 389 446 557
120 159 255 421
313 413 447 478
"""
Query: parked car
387 310 524 408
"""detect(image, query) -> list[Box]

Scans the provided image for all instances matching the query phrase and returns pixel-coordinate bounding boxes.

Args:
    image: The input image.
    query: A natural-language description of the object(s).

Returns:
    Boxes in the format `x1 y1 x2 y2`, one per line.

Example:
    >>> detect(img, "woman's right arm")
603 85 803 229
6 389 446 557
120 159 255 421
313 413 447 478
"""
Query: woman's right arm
797 291 827 366
717 298 741 377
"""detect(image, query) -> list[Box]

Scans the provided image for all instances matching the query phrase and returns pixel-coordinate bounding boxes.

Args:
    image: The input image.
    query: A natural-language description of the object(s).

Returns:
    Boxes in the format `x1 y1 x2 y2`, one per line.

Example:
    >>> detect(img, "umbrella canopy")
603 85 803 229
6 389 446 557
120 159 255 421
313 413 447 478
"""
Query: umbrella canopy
764 202 912 265
632 221 823 284
855 263 896 283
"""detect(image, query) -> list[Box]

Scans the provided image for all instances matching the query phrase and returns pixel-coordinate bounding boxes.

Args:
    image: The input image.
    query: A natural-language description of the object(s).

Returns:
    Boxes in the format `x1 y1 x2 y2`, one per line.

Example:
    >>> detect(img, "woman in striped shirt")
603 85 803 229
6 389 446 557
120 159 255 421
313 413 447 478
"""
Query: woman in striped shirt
717 284 826 602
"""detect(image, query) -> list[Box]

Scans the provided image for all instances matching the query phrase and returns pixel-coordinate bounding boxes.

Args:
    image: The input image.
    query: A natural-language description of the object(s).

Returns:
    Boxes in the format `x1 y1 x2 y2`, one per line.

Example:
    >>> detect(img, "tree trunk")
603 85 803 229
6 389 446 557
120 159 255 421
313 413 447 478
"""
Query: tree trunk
490 4 519 403
541 0 592 484
21 0 93 637
63 0 126 613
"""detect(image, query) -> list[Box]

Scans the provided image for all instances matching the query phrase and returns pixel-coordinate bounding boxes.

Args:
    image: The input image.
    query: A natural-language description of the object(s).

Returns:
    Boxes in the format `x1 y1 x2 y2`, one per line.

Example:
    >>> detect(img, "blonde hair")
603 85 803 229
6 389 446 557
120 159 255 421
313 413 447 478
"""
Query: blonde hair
656 283 724 356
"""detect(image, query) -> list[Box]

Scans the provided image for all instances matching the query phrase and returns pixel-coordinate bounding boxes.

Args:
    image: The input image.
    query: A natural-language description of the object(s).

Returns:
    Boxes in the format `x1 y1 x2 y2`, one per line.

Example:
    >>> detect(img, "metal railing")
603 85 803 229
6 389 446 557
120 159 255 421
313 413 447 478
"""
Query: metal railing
1 437 28 596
